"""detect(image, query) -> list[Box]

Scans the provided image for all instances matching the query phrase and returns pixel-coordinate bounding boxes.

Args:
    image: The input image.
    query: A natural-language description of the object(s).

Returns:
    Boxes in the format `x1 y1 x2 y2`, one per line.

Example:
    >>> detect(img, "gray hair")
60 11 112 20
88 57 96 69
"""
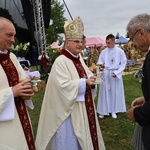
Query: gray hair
126 13 150 33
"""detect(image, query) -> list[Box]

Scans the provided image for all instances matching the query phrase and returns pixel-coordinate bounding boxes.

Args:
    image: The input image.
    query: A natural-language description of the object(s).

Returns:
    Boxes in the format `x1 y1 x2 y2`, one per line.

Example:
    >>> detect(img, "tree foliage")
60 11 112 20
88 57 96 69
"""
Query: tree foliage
0 8 14 23
45 0 66 45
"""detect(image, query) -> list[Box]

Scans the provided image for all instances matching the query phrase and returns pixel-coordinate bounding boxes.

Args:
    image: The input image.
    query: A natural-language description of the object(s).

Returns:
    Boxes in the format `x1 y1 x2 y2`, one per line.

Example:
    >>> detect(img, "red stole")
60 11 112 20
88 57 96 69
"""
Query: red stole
0 51 36 150
61 49 99 150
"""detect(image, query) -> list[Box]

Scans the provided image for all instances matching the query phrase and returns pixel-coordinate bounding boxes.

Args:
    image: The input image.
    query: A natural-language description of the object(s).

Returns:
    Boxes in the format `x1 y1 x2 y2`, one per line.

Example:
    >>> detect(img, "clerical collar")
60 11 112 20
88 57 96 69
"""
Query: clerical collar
65 49 79 58
0 50 8 54
0 50 10 62
61 49 80 63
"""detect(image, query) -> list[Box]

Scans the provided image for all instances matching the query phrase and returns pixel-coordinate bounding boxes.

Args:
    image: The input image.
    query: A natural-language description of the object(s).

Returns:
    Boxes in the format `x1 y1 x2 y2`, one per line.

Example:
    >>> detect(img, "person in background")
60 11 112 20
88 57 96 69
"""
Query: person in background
0 17 35 149
82 35 86 49
81 35 86 57
36 16 105 150
118 42 123 49
86 45 99 68
97 34 127 119
38 50 50 74
126 13 150 150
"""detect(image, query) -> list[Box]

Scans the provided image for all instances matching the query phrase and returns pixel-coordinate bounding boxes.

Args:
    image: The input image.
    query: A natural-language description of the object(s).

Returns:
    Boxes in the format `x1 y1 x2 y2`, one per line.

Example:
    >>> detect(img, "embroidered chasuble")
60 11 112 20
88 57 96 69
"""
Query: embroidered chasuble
61 49 99 150
0 51 36 150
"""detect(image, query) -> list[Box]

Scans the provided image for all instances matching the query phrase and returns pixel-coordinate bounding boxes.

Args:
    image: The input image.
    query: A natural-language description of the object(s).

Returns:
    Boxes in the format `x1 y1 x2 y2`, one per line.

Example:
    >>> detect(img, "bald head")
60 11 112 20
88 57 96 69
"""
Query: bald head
0 17 13 29
0 17 16 51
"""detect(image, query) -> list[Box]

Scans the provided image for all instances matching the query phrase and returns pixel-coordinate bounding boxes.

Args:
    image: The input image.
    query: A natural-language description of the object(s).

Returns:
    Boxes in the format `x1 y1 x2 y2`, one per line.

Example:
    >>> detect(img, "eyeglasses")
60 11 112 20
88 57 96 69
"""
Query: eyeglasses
68 40 83 44
128 30 139 43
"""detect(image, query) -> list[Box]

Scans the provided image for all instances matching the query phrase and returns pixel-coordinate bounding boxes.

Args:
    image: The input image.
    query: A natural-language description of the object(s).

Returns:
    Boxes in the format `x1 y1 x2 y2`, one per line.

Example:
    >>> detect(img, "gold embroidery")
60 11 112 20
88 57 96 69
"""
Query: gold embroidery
0 57 36 150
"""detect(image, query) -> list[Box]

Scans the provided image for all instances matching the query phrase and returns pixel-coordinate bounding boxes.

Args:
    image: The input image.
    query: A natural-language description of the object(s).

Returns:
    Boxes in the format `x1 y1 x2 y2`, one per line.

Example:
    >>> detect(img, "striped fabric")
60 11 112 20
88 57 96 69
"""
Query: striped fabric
132 124 145 150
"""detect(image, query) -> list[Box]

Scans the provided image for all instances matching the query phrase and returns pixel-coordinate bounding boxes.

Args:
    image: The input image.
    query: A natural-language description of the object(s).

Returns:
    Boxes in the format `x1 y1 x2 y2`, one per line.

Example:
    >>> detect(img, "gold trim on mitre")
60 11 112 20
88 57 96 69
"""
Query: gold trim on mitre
64 16 84 39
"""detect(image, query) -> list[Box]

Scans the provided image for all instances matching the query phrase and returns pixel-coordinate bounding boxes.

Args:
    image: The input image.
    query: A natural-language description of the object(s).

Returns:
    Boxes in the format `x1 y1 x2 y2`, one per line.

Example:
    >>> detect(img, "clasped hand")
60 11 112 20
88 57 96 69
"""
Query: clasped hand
86 76 96 86
126 97 145 122
12 78 34 98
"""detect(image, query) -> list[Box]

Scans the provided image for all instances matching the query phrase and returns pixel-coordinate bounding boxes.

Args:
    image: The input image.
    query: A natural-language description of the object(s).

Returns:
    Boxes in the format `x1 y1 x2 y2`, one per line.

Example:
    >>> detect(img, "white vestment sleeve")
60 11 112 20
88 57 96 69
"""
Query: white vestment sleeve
76 78 86 102
0 88 15 121
113 50 127 79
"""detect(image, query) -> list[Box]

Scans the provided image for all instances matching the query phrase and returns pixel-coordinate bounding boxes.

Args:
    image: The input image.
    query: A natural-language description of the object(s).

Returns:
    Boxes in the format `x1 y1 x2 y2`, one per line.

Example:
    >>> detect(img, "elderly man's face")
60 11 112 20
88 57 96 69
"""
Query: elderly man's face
0 20 16 51
65 39 83 55
128 29 149 52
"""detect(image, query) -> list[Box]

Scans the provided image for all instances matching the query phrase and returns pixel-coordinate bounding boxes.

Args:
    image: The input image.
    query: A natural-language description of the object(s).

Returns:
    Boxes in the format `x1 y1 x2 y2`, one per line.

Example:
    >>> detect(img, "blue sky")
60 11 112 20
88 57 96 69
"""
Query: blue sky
62 0 150 40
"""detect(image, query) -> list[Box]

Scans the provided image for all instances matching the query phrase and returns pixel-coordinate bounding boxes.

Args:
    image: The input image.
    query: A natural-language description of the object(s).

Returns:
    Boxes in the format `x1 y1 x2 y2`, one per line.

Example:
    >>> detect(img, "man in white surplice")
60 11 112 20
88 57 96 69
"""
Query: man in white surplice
0 17 35 149
36 16 106 150
97 34 127 119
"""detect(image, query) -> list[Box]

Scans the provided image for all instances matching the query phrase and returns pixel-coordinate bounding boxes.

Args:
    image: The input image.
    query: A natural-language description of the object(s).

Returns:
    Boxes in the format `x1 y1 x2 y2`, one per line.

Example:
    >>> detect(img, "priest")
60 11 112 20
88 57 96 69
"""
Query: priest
0 17 35 149
36 16 105 150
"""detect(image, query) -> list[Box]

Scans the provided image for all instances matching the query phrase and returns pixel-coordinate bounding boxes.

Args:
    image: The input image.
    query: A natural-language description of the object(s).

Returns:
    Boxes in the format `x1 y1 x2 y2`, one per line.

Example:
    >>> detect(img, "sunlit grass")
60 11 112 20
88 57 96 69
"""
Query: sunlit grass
97 74 142 150
29 74 142 149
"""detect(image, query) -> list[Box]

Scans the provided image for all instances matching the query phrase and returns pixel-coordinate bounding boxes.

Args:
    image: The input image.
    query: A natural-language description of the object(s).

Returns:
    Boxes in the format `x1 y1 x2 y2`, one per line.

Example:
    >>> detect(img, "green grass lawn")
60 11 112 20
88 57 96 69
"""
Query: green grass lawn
29 74 142 150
